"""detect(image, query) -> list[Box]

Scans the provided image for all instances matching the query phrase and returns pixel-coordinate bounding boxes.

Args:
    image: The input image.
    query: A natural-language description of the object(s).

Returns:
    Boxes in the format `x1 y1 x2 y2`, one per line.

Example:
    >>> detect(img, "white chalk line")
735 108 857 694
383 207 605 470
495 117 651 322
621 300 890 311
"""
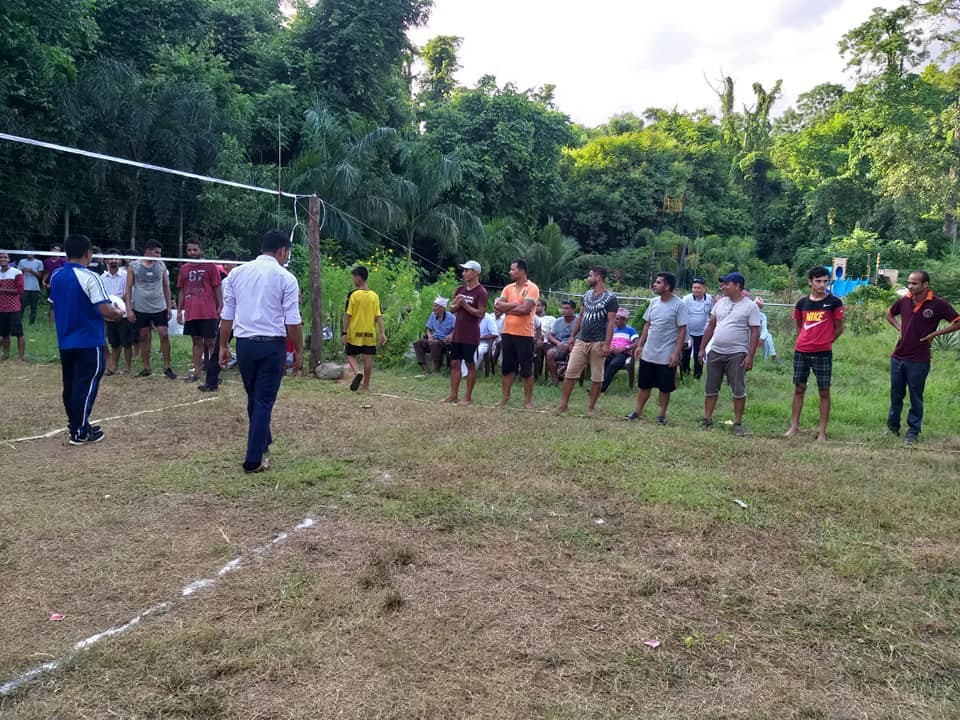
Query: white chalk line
3 396 221 445
0 514 318 697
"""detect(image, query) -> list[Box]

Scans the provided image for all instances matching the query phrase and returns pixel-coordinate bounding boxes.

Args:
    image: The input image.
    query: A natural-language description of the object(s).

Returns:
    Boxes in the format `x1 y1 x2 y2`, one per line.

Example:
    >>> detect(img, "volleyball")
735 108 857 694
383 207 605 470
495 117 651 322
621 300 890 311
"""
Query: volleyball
109 294 127 317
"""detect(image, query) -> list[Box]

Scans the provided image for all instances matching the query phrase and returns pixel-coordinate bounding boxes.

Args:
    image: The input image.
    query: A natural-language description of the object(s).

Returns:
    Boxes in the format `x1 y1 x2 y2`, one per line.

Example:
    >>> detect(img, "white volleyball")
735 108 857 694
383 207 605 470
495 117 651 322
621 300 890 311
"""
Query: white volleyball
109 294 127 318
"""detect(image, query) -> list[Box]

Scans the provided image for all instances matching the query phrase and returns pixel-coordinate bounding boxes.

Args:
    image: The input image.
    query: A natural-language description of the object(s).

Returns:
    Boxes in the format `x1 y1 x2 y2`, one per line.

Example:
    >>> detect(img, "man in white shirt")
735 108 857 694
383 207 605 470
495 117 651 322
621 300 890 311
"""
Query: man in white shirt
219 230 303 473
697 272 761 436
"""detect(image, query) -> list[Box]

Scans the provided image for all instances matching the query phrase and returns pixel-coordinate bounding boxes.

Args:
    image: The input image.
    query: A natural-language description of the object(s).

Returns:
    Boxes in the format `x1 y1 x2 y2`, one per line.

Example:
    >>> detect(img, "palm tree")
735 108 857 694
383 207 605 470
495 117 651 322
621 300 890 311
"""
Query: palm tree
517 220 580 289
389 146 482 263
288 100 403 252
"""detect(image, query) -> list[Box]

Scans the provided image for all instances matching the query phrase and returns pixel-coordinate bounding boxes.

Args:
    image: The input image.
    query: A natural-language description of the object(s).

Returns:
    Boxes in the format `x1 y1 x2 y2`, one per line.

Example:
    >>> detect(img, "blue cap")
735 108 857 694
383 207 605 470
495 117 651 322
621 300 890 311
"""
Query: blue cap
719 272 745 287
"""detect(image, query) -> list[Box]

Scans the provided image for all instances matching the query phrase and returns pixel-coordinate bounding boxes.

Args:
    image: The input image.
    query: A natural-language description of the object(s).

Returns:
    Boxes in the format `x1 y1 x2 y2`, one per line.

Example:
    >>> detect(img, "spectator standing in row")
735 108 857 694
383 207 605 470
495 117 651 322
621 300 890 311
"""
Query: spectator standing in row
199 250 239 392
627 272 687 424
557 266 617 414
343 265 386 392
17 251 43 325
219 230 302 473
445 260 488 405
885 270 960 445
50 235 124 444
0 252 25 361
126 240 176 379
785 266 844 442
42 243 65 324
698 272 761 436
414 297 455 373
495 259 539 409
680 277 712 379
177 240 222 383
100 250 134 375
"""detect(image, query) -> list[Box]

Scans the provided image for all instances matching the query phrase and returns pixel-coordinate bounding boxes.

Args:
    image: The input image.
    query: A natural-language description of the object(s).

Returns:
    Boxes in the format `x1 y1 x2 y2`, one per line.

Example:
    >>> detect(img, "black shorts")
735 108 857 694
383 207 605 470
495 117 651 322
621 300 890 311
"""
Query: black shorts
134 309 168 330
793 351 832 389
345 343 376 356
448 341 478 362
636 359 677 393
500 333 534 378
0 311 23 337
183 318 218 339
106 320 136 348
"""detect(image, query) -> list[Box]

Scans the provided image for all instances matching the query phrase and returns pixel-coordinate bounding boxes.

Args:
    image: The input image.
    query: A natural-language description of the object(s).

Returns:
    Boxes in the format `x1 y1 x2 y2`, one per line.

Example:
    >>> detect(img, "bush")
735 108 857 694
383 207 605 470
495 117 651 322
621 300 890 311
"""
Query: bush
842 284 898 335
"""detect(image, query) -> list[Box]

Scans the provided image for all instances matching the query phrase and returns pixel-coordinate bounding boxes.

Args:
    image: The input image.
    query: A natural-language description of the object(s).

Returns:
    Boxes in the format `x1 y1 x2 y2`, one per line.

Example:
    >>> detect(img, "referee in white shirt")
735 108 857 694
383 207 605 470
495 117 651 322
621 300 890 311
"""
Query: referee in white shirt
219 230 303 473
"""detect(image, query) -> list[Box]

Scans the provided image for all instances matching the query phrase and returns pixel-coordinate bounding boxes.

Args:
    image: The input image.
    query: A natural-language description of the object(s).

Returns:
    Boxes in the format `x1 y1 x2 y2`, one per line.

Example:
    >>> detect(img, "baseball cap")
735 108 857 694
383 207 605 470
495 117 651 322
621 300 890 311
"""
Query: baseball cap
615 307 631 318
719 272 745 287
460 260 481 272
691 276 707 285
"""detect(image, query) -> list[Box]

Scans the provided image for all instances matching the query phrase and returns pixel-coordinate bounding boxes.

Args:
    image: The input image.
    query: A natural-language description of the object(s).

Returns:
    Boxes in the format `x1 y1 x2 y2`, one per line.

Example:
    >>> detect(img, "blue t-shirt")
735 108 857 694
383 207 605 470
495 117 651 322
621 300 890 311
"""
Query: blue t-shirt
49 263 110 349
426 311 456 341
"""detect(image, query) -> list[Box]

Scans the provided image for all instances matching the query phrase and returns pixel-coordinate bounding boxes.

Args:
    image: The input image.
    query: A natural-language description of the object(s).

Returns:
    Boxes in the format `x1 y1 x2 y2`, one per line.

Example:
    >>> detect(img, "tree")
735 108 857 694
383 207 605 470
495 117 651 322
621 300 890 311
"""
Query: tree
839 5 927 78
517 221 580 289
418 35 461 105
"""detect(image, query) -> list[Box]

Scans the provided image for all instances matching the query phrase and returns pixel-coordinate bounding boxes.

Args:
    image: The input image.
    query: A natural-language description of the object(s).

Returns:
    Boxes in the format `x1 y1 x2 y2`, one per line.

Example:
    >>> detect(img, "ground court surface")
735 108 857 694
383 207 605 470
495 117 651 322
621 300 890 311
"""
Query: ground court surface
1 362 959 719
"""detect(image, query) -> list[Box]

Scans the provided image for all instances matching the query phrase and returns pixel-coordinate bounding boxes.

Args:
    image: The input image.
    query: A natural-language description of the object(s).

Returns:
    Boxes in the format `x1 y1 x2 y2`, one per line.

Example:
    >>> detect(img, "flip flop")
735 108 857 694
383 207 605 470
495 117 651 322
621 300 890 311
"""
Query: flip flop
350 373 363 391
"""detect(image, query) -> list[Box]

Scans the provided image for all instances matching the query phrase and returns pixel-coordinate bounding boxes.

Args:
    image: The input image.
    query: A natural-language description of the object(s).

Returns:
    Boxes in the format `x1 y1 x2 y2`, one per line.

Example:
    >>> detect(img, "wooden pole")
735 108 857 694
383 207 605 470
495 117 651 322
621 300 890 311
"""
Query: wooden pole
308 196 323 372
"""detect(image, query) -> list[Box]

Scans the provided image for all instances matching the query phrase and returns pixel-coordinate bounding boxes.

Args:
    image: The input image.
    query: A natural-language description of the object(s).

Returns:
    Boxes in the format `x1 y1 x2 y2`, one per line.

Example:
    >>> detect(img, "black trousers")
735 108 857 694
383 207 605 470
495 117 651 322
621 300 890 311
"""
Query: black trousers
60 346 105 436
680 335 704 377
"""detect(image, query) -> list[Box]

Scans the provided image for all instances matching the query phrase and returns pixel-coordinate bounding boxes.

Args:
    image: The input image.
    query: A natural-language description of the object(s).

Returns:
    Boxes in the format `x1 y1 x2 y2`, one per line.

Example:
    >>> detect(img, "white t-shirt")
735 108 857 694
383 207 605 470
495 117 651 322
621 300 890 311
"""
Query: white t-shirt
709 296 762 355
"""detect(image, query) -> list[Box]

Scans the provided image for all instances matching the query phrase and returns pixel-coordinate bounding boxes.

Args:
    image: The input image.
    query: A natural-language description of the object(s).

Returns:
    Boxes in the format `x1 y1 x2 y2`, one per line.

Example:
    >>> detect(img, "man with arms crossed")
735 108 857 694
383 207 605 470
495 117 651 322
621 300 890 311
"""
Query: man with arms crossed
343 265 386 392
126 240 176 379
50 235 124 444
785 266 844 442
626 272 687 424
495 259 540 409
698 272 761 436
557 266 618 415
177 240 222 383
445 260 488 405
885 270 960 445
220 230 303 473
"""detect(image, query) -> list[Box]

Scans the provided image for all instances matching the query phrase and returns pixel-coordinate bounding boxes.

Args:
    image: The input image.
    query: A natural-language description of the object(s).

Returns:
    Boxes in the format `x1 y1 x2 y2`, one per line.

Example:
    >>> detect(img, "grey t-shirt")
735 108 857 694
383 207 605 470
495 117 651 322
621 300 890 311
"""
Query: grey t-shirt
682 293 713 336
577 290 618 342
641 295 688 365
709 295 762 355
551 316 575 344
130 260 168 314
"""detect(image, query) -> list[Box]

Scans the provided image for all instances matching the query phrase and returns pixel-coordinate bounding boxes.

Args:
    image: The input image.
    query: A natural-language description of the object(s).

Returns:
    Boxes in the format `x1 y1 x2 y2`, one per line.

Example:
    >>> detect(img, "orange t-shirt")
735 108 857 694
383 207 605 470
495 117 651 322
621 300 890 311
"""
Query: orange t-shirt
499 280 540 337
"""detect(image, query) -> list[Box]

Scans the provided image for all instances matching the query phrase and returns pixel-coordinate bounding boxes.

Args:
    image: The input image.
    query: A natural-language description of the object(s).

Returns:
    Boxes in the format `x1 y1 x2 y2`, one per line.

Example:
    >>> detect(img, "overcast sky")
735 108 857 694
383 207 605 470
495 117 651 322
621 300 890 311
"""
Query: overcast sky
408 0 903 127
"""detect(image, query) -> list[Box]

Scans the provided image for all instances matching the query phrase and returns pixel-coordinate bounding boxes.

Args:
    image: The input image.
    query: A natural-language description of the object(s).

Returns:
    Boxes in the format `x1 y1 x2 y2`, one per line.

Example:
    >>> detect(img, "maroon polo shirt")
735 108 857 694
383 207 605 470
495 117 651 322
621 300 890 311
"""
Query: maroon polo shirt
890 292 958 363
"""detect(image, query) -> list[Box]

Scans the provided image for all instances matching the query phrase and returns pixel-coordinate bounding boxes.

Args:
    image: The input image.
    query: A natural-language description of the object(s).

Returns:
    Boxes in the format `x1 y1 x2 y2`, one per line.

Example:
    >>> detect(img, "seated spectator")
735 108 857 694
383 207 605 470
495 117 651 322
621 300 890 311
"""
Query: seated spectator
601 307 639 392
534 299 556 378
545 300 577 383
413 296 455 372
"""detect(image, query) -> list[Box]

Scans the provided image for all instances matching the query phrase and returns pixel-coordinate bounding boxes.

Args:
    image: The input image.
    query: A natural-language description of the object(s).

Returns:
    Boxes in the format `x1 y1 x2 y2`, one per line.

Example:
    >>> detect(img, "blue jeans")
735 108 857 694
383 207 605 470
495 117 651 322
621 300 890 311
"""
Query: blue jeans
60 346 106 436
236 337 285 469
887 357 930 436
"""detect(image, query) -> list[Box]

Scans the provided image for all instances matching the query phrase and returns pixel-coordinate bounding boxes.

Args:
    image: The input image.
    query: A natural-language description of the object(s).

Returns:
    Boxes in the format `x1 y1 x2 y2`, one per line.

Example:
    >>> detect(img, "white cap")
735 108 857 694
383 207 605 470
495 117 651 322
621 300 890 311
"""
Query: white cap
434 296 449 309
459 260 481 273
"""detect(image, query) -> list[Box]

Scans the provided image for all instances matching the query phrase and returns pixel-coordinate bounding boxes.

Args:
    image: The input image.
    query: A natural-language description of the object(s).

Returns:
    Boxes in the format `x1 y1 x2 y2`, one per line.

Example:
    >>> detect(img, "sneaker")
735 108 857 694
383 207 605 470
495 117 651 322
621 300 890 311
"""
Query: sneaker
137 368 152 378
904 433 918 446
883 427 900 438
656 416 668 426
350 373 363 391
733 423 746 437
69 427 105 445
697 417 714 429
243 459 269 473
624 411 640 421
197 384 219 393
184 374 198 383
164 367 177 380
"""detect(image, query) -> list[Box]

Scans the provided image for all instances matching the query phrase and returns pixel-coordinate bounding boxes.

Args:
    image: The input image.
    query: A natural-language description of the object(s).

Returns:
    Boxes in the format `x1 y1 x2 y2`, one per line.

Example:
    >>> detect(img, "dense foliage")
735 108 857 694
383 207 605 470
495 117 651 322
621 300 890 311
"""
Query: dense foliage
2 0 959 296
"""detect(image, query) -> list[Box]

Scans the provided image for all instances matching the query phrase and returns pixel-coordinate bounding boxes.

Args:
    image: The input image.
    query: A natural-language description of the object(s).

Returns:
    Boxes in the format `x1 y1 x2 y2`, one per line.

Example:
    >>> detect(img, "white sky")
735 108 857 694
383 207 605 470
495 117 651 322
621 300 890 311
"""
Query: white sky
408 0 903 126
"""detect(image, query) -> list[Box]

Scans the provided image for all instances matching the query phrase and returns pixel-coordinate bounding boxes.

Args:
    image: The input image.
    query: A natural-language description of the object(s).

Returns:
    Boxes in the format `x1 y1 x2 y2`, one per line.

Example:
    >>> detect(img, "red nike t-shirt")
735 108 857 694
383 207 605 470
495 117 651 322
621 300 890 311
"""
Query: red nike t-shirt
794 294 844 353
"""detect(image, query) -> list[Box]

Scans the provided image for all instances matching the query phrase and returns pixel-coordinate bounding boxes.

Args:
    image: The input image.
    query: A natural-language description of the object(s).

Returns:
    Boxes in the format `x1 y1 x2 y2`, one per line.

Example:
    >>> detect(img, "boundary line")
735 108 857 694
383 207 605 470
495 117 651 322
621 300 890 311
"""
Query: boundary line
2 396 220 446
0 514 318 697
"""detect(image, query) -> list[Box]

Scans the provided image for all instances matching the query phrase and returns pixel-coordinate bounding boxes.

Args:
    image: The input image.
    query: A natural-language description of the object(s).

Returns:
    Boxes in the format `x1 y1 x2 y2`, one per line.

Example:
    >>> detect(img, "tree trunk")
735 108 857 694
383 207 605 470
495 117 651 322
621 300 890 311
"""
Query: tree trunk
178 201 184 258
944 95 960 253
63 205 70 240
308 196 324 371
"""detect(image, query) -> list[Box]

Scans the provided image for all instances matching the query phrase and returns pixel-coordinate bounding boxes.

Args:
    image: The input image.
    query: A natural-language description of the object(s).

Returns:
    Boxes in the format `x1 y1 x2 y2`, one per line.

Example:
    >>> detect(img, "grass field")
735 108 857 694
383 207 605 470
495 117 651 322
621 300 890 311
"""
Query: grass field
1 322 959 719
